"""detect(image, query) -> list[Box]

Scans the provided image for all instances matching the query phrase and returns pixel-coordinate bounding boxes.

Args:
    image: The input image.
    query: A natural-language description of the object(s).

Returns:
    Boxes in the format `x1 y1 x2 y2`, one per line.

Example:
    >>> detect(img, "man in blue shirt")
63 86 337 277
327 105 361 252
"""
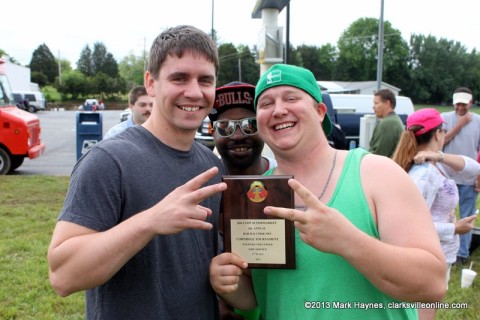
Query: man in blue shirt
104 86 153 139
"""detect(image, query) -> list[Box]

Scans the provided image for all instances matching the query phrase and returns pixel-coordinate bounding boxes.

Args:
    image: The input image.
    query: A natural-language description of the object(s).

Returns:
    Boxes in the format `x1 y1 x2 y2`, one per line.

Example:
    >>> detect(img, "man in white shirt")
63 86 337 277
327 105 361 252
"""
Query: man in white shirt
442 87 480 264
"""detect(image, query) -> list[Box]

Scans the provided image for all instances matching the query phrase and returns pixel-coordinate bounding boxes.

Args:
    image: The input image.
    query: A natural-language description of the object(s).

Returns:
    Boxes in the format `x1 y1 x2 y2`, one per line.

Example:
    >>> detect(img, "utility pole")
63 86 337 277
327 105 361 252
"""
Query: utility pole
144 37 147 72
58 50 62 85
211 0 215 41
376 0 385 91
238 57 242 82
285 1 290 64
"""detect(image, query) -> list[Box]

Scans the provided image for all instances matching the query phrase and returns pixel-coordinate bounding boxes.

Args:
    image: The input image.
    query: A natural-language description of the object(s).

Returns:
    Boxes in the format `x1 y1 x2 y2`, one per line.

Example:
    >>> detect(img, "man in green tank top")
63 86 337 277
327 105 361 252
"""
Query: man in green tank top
209 64 447 320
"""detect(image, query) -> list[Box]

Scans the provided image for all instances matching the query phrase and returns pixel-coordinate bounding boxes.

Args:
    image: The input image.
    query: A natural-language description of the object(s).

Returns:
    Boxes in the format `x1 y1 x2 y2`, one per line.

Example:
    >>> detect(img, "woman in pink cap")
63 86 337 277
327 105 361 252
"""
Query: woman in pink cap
393 108 480 320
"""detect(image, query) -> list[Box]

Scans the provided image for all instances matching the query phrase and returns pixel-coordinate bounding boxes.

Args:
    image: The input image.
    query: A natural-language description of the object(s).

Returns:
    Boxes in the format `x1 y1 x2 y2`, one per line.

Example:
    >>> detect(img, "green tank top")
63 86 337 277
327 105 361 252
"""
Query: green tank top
251 148 417 320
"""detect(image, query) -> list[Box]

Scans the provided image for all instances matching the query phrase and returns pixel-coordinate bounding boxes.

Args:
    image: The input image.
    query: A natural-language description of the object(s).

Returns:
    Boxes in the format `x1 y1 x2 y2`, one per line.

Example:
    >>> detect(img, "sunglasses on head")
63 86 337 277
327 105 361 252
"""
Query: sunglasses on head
212 117 258 137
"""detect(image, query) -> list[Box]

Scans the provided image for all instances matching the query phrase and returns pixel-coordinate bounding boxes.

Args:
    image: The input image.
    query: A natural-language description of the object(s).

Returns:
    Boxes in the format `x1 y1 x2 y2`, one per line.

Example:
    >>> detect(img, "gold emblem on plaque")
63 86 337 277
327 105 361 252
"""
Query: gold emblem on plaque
247 181 268 203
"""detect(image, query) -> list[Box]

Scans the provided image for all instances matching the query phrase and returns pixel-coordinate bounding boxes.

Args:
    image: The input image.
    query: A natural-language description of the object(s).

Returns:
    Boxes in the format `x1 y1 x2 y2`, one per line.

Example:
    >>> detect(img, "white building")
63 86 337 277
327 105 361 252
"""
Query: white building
317 81 401 96
1 57 39 91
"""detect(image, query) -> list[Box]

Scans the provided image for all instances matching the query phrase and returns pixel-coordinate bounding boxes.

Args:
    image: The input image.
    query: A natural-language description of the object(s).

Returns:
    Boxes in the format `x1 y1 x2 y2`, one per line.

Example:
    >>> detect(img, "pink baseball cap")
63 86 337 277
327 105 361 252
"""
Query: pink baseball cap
407 108 446 136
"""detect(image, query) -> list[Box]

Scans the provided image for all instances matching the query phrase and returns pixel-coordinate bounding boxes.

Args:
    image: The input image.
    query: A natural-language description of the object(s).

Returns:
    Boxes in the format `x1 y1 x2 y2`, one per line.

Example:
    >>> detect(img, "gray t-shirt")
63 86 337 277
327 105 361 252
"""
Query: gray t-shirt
60 126 224 320
441 111 480 185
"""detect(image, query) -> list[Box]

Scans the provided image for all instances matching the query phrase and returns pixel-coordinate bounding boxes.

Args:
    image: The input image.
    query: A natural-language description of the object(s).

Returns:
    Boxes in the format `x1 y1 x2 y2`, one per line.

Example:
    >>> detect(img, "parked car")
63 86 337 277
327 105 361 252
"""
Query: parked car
120 108 131 122
194 117 215 150
12 91 46 113
78 99 105 111
12 93 27 111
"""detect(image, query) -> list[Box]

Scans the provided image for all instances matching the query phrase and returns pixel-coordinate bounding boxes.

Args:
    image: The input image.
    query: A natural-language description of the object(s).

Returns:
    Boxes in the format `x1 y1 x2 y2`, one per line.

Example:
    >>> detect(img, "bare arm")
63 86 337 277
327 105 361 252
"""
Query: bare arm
354 155 445 301
48 167 226 296
455 215 478 235
414 150 465 171
264 156 445 302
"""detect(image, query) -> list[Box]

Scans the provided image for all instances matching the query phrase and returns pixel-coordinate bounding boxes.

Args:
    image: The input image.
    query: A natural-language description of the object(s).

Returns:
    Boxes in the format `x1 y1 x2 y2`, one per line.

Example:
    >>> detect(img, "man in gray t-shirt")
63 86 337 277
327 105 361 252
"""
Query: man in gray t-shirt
442 87 480 264
47 26 226 319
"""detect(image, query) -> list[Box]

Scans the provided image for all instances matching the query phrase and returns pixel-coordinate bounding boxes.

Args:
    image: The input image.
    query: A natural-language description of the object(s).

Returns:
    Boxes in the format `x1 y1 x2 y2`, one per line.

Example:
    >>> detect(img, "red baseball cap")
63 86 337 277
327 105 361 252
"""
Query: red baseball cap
407 108 446 136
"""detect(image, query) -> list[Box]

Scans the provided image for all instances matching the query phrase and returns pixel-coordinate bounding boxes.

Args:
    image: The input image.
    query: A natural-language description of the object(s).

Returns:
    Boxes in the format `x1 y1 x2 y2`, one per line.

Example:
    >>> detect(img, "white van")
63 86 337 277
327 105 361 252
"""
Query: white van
12 91 46 113
329 94 414 115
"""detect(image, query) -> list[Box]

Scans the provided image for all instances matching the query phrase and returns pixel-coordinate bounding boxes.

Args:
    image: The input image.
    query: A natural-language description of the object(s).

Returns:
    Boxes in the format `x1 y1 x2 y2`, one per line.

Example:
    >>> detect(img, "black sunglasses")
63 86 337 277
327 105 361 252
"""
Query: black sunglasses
212 117 258 137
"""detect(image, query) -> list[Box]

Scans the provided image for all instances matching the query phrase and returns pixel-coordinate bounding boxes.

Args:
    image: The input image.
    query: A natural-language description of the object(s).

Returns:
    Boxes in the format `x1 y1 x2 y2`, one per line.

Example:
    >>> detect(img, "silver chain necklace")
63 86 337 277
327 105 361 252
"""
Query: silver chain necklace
294 149 338 211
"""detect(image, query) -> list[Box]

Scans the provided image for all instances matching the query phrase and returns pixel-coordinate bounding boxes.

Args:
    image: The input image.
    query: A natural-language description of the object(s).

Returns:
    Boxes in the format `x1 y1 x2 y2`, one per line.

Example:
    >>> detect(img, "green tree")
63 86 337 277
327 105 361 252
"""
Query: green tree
58 59 72 73
286 45 303 67
42 85 61 102
58 70 88 99
119 53 146 88
77 45 93 76
317 44 338 80
57 58 72 87
295 44 338 80
380 30 410 95
102 53 119 77
217 43 239 86
470 52 480 101
0 49 20 64
90 42 119 77
335 17 408 88
296 45 322 77
31 71 48 87
92 42 108 75
77 42 122 97
30 43 57 85
407 35 475 104
237 45 259 85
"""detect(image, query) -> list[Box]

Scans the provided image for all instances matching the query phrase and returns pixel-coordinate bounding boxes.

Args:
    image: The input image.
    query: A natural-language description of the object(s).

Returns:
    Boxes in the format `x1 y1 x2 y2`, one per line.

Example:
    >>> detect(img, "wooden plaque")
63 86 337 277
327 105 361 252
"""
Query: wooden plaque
221 175 295 269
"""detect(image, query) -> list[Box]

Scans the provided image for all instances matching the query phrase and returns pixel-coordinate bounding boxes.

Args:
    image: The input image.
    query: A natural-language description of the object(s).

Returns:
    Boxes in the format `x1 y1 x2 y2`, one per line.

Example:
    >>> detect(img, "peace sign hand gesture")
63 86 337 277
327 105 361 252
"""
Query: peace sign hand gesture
264 178 357 255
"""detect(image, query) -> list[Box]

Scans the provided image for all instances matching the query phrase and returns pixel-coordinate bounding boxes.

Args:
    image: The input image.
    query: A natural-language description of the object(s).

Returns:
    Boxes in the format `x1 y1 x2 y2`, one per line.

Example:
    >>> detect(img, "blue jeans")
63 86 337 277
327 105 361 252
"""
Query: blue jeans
457 184 479 258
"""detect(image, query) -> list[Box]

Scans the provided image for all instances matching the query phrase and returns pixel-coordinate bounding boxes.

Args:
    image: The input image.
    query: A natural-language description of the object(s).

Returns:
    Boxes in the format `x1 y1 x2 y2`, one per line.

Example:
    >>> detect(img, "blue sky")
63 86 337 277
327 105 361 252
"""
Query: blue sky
2 0 479 67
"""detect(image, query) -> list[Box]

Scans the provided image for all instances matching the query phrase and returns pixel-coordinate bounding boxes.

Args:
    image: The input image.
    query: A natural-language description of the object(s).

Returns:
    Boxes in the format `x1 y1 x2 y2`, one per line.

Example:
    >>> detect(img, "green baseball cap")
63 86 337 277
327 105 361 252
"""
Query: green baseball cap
254 64 332 136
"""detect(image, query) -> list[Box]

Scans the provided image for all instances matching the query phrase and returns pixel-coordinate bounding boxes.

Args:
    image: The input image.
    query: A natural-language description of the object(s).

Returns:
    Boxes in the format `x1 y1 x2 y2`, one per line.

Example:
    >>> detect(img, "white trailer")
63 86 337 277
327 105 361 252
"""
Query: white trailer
3 60 32 92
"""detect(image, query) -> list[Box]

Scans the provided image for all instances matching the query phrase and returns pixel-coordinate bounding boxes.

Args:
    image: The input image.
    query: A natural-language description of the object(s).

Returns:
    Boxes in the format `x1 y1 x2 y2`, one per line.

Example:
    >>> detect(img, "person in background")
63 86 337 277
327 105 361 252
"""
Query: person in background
210 81 276 175
83 100 93 111
104 86 153 139
477 150 480 193
210 64 446 320
47 25 226 319
98 99 105 110
369 88 405 157
441 87 480 265
392 108 480 320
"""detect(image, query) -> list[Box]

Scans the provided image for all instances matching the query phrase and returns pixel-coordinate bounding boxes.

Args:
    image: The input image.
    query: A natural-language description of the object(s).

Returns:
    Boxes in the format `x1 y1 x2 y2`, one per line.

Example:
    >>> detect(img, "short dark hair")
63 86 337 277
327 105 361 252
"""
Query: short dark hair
454 87 472 94
128 86 148 105
374 88 396 109
147 25 219 80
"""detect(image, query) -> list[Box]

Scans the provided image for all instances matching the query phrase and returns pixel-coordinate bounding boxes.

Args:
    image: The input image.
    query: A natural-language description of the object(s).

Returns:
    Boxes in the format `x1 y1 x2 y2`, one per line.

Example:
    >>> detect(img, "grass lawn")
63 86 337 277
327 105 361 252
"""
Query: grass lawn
1 175 479 319
0 176 84 320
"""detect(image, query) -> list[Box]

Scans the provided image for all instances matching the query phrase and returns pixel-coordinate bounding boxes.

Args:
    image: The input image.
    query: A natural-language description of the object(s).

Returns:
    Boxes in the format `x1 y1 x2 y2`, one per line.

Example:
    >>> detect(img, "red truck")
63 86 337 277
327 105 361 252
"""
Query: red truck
0 58 45 174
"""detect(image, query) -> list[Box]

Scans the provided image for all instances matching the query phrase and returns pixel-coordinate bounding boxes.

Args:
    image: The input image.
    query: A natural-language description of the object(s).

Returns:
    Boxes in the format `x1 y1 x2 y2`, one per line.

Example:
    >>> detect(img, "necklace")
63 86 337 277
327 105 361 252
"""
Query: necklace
294 149 338 211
